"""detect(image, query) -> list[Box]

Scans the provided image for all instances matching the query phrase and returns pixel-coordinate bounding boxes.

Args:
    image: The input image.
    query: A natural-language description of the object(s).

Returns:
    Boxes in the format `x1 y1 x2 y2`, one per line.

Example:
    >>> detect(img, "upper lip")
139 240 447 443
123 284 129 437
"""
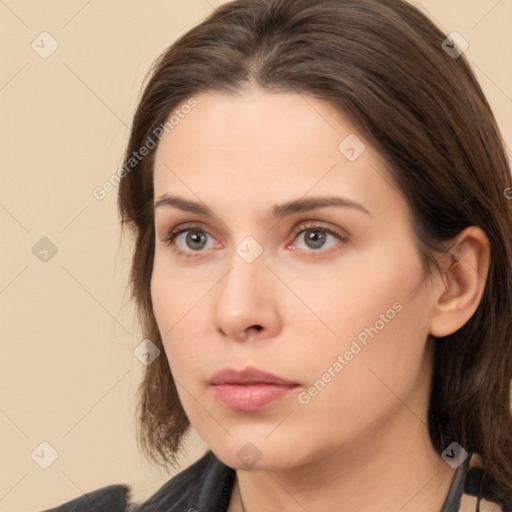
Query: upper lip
209 366 299 386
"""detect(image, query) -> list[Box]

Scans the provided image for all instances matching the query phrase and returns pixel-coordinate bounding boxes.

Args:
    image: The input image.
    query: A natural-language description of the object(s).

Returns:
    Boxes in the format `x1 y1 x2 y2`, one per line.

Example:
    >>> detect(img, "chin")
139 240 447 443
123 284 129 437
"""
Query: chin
206 435 301 471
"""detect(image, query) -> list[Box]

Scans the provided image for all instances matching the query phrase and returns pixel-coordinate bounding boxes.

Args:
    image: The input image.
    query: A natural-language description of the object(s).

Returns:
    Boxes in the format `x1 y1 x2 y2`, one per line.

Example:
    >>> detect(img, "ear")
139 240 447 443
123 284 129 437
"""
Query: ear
429 226 490 337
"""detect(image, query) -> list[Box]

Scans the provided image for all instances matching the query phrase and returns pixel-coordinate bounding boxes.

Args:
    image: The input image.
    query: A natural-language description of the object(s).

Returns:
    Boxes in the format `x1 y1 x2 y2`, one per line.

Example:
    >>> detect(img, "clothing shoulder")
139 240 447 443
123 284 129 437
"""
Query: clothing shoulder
133 449 235 511
39 450 235 512
41 484 132 512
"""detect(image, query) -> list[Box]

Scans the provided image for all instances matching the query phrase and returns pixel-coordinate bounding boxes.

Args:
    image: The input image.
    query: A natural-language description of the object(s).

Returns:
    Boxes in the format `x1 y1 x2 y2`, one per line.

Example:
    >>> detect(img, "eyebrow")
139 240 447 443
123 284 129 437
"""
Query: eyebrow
153 194 371 218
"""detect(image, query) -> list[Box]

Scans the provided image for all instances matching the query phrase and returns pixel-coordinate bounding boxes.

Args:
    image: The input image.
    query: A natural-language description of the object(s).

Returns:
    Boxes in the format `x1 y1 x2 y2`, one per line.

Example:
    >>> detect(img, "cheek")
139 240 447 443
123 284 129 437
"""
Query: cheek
284 237 425 344
150 251 206 333
150 261 186 367
150 261 212 381
302 302 432 446
291 239 432 400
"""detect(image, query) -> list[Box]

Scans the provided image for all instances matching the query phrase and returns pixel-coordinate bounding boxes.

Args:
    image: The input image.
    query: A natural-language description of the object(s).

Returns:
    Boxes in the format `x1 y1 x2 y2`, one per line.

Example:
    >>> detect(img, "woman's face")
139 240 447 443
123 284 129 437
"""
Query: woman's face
151 88 441 470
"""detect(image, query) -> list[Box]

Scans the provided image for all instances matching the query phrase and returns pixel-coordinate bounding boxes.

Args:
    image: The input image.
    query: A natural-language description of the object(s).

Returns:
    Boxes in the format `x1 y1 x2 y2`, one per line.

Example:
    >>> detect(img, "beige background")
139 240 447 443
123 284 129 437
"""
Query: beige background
1 1 511 510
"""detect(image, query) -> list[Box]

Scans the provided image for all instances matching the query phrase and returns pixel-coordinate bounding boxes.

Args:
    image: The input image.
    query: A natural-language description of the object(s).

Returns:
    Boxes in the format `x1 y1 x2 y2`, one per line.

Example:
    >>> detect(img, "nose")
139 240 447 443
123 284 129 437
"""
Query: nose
214 249 281 342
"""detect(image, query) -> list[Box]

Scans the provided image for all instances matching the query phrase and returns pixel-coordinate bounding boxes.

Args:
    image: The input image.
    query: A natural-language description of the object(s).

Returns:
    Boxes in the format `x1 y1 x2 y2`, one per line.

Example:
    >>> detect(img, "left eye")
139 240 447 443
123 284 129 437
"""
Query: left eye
293 227 342 251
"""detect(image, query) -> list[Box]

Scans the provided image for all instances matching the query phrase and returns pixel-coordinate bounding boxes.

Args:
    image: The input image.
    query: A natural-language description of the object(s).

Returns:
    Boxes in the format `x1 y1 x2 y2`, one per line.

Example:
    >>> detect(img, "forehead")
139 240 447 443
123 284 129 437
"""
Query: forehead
152 89 406 224
155 89 348 170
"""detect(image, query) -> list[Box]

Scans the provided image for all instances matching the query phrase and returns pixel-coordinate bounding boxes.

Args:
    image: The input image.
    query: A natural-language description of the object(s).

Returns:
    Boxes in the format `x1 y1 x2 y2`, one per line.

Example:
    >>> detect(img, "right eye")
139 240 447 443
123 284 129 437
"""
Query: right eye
163 224 220 258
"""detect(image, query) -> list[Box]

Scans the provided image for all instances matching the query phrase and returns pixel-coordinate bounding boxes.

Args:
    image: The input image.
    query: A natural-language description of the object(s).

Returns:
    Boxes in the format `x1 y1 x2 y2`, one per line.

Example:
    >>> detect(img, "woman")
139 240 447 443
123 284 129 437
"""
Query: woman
44 0 512 510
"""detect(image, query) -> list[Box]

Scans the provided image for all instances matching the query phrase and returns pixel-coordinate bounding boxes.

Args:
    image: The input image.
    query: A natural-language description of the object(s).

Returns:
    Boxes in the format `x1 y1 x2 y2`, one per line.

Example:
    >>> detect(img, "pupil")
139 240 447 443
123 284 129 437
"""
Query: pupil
306 230 325 249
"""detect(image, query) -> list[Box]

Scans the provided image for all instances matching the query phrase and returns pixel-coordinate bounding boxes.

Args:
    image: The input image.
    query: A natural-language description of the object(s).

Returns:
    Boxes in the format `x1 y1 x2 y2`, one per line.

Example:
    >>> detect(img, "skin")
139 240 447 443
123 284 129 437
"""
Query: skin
150 88 490 512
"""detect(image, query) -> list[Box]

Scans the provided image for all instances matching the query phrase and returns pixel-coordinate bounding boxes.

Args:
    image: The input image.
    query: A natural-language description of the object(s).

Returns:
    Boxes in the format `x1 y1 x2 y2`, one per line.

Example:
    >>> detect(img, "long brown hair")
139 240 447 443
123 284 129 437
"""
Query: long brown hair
117 0 512 505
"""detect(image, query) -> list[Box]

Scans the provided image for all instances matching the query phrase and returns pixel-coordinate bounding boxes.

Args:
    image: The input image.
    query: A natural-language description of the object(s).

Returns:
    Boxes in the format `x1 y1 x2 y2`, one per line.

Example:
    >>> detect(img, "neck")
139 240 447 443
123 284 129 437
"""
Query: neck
230 408 456 512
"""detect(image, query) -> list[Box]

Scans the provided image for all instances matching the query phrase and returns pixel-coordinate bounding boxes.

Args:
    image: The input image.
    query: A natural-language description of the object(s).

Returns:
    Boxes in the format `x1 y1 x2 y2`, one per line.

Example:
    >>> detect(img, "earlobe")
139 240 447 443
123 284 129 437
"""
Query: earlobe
429 226 490 338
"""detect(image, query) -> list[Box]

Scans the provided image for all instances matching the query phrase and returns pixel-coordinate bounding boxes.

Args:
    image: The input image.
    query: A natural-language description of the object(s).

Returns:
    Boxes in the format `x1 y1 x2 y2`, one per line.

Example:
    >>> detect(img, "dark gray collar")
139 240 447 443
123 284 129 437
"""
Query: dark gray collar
439 453 472 512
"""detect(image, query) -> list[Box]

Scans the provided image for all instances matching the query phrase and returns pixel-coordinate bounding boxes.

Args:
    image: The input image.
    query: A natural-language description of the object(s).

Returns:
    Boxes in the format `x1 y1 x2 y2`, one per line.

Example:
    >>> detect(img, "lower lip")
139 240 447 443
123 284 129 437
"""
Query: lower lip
211 384 299 411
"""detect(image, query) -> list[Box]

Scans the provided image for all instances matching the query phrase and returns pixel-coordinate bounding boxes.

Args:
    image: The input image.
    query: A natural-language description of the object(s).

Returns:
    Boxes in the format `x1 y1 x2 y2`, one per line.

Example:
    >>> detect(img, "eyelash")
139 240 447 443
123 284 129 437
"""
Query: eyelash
162 221 348 259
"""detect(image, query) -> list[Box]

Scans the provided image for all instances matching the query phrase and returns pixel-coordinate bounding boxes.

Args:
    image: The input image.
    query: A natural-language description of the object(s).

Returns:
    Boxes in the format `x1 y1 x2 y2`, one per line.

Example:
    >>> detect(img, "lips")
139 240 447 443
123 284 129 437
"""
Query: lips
209 366 300 411
209 366 299 386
